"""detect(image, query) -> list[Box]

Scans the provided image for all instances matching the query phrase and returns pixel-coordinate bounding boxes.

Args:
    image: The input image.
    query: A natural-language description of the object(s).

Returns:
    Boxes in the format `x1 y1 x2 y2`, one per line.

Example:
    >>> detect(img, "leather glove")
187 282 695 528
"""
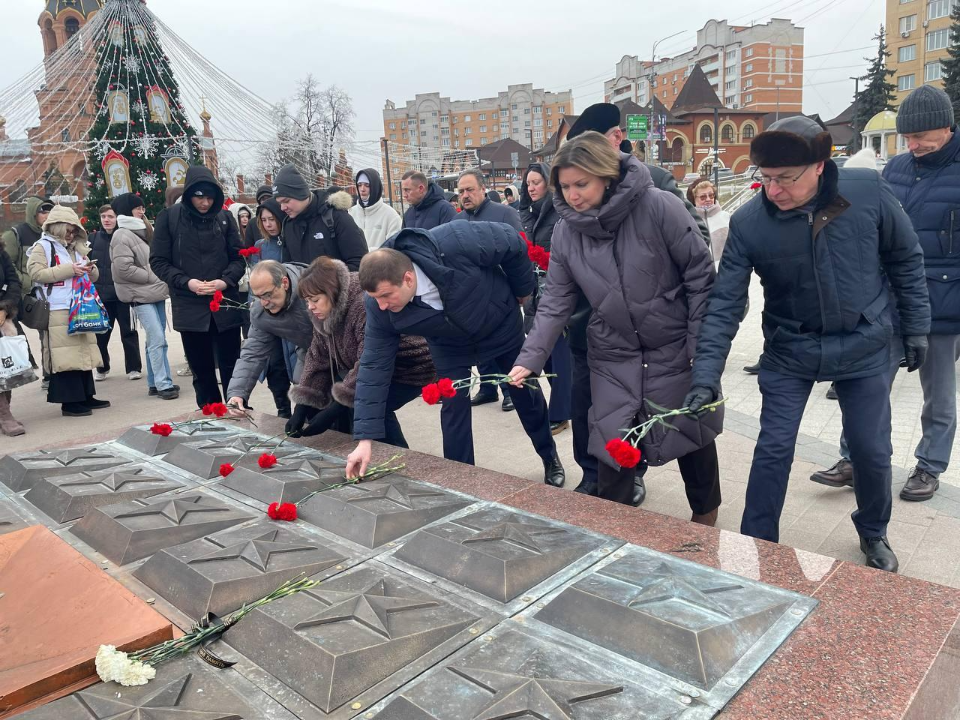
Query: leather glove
903 335 928 373
682 385 717 413
299 401 347 437
285 404 320 438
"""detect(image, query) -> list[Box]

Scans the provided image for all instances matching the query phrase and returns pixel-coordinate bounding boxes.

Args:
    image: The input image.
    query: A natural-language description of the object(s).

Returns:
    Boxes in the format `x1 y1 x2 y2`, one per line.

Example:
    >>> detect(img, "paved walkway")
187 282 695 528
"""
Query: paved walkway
5 278 960 588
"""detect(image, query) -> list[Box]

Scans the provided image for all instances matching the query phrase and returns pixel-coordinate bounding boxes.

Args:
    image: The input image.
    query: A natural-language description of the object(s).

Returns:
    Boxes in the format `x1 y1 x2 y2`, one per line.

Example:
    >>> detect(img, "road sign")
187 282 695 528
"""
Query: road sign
510 152 519 169
626 115 648 141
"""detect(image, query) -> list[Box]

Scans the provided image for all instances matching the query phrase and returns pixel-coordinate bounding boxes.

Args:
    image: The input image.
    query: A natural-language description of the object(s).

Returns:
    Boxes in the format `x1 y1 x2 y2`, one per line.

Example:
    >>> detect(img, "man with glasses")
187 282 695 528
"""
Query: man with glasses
226 260 314 414
684 116 930 572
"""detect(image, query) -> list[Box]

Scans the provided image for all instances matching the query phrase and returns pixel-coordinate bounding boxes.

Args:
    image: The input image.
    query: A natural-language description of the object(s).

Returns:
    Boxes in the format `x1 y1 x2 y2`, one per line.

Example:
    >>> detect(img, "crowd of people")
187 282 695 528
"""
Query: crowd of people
0 85 956 575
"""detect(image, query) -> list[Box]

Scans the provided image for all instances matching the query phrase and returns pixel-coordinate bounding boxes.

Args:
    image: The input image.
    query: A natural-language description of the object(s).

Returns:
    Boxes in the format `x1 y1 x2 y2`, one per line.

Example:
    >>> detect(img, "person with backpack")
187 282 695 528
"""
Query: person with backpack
272 164 368 269
150 166 245 407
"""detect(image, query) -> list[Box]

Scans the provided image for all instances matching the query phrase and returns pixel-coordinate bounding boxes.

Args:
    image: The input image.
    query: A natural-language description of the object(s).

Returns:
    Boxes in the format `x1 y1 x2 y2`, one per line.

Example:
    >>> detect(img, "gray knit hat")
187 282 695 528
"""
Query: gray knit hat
272 164 310 201
896 85 955 134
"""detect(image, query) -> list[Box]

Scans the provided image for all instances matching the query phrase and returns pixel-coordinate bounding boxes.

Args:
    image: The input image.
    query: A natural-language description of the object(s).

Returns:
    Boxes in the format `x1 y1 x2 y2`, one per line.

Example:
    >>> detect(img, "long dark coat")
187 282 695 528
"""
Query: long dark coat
516 154 722 468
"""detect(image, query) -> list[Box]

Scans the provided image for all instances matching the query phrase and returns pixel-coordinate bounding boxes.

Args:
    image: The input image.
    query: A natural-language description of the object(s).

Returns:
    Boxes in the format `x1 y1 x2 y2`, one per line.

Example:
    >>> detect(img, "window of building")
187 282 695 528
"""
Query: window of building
745 93 754 103
455 140 460 148
400 122 406 129
421 130 427 137
775 49 787 73
454 128 459 137
465 127 472 135
899 44 917 62
900 14 917 32
479 113 486 120
899 73 916 90
533 106 542 114
547 120 553 128
745 63 753 73
928 0 951 19
480 125 487 132
431 111 437 116
726 49 737 60
513 114 519 121
745 47 754 57
432 123 438 129
512 103 518 110
547 108 552 115
534 130 544 142
440 115 448 122
524 108 530 114
513 126 519 133
402 133 407 140
441 128 449 136
466 139 473 146
926 61 944 81
927 28 949 51
725 80 736 90
674 87 678 95
500 121 509 130
389 122 396 129
389 133 396 140
673 74 678 83
524 120 531 127
558 105 566 113
700 124 713 144
725 95 736 105
743 124 756 139
465 114 471 121
442 138 450 146
901 0 914 3
744 79 753 88
721 125 735 143
726 66 737 77
492 112 498 119
481 138 488 145
534 117 542 127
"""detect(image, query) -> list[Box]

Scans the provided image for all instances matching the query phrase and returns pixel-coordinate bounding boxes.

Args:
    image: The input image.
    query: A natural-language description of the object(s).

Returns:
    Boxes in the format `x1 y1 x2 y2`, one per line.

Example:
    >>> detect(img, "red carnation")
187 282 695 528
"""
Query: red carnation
421 383 441 405
209 402 228 418
238 247 261 258
750 181 762 190
213 290 224 303
150 422 173 436
219 463 235 477
202 403 214 415
258 453 278 469
605 438 642 468
268 502 297 521
437 378 457 398
209 300 221 312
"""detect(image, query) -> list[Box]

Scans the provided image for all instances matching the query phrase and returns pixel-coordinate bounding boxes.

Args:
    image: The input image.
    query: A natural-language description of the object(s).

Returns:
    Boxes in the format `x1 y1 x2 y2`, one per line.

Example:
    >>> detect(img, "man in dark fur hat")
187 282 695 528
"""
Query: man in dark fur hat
684 115 931 573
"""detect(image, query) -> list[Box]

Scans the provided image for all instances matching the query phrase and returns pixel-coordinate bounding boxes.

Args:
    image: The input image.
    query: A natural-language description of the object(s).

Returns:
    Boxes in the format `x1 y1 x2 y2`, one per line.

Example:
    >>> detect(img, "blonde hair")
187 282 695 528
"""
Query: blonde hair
550 131 621 191
44 222 79 245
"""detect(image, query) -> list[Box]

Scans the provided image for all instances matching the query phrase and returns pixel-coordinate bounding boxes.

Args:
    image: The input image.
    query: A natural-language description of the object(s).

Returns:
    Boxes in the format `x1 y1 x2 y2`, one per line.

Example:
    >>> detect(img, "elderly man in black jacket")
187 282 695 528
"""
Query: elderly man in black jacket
685 116 930 573
345 221 564 488
151 166 246 407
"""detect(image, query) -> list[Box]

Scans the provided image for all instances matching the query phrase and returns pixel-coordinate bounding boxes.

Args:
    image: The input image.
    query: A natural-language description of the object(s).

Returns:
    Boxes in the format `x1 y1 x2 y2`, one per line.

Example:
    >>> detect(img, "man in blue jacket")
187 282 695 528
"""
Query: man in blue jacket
345 221 564 488
401 171 458 229
810 87 960 503
684 116 930 572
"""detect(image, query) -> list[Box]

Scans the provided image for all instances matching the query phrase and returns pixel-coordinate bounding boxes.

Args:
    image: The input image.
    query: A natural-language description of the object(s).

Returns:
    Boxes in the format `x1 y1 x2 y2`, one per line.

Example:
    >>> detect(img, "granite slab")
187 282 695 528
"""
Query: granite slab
116 421 242 457
165 435 310 479
23 467 182 524
0 526 173 717
70 492 254 565
134 520 360 620
225 560 498 718
0 447 130 493
0 502 33 537
220 455 347 505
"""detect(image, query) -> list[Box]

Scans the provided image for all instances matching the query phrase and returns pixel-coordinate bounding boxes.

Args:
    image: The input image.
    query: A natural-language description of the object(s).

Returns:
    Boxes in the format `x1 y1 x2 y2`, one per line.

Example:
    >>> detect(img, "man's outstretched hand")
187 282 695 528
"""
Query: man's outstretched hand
682 386 717 413
346 440 373 479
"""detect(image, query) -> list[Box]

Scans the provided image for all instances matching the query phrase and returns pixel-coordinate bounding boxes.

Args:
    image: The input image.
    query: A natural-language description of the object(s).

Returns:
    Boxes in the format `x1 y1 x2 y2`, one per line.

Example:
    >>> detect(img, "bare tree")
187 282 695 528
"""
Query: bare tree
317 85 356 180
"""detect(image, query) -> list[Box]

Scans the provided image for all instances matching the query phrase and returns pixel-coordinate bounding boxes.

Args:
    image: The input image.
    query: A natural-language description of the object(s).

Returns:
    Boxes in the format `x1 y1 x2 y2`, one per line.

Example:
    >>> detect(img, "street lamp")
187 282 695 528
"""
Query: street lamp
648 30 684 167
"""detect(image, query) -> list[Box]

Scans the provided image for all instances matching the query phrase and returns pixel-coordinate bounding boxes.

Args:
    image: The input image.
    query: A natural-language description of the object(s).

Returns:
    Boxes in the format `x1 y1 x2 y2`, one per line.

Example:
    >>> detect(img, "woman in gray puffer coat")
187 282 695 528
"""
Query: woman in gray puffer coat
510 132 724 524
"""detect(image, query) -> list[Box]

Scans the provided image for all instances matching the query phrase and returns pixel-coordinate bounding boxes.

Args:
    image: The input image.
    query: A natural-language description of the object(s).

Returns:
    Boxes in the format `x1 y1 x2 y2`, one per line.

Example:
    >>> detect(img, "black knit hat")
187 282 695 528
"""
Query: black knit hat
568 103 621 140
750 116 833 168
111 192 145 217
897 85 955 134
255 184 273 204
272 164 310 201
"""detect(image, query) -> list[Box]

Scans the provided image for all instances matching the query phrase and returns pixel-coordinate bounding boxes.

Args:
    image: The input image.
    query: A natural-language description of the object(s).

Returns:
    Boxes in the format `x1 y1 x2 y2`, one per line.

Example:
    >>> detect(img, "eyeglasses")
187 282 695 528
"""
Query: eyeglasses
253 286 280 301
751 165 811 188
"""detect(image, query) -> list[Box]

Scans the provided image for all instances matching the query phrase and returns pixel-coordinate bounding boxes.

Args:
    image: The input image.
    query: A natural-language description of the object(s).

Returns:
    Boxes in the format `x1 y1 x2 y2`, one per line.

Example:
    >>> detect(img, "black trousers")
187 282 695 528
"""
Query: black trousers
96 300 142 374
180 323 242 408
47 369 96 405
571 346 599 485
265 337 292 414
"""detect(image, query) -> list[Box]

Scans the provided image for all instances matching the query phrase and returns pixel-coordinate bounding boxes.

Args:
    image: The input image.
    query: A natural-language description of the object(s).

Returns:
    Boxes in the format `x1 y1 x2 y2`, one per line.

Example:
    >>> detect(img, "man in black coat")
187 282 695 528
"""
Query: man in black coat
345 221 564 488
89 196 142 381
401 171 458 229
150 166 246 407
685 116 930 573
272 164 368 269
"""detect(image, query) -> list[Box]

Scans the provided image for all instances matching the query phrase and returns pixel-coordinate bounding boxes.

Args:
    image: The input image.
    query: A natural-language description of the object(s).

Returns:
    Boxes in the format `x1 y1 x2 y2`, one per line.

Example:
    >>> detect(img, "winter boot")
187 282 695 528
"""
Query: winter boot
0 392 25 436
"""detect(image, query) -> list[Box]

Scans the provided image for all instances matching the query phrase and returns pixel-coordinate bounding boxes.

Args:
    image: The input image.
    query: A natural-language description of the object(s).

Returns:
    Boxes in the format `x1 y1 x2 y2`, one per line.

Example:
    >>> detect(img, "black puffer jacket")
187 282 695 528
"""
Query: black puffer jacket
150 165 246 333
402 181 458 229
280 188 367 269
519 163 560 251
88 228 118 302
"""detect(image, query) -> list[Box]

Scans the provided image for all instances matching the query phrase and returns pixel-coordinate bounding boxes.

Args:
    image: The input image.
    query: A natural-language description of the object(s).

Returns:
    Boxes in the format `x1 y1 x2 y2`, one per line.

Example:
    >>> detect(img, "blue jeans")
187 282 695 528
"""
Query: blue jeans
745 368 893 542
134 301 174 392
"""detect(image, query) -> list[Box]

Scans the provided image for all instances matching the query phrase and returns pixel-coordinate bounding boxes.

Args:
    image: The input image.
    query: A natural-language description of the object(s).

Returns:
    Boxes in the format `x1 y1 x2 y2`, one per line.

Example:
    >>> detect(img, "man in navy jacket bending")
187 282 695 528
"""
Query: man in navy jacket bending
345 220 564 487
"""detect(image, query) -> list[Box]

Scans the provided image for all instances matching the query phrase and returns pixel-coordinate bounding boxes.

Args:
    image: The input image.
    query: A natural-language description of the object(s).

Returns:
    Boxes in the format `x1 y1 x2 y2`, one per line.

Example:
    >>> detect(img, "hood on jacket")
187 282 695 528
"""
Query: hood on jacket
42 204 88 242
256 197 288 238
165 186 184 207
313 187 354 213
24 196 48 233
503 184 520 204
519 163 551 208
355 168 384 208
181 165 225 217
843 148 879 171
307 259 354 336
415 181 447 210
229 202 253 227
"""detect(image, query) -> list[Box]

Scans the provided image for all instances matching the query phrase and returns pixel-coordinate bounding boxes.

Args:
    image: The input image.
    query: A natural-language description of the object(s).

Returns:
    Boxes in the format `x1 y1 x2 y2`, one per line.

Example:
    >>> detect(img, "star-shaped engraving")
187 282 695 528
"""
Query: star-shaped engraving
75 672 242 719
460 516 566 555
626 562 742 618
176 424 232 437
198 436 273 453
187 529 319 572
294 579 439 639
263 457 342 476
115 496 230 525
450 666 623 720
21 448 117 466
344 479 444 510
59 470 161 492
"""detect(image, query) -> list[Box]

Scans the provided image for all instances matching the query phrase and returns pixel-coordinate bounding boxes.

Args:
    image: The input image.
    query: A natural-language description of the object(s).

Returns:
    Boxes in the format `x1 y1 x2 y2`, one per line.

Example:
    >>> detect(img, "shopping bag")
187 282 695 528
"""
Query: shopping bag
0 334 38 391
67 274 110 334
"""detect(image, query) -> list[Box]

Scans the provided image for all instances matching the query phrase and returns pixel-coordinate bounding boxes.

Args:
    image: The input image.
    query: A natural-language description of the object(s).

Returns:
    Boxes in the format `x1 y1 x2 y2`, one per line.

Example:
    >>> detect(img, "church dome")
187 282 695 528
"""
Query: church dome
42 0 104 19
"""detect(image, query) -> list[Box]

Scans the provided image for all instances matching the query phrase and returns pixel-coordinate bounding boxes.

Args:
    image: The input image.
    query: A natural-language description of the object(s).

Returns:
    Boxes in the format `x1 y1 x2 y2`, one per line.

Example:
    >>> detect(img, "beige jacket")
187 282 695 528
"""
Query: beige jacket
110 218 169 304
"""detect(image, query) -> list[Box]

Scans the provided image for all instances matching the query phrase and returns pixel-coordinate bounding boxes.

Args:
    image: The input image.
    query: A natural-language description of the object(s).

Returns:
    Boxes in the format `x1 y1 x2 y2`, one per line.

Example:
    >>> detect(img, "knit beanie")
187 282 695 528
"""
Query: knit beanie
272 164 310 201
896 85 955 134
255 184 273 204
111 192 145 218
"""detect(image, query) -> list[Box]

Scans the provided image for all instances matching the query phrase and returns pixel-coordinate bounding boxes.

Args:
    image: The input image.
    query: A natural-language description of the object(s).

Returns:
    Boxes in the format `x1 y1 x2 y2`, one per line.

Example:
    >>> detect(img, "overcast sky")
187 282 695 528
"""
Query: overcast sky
1 0 885 150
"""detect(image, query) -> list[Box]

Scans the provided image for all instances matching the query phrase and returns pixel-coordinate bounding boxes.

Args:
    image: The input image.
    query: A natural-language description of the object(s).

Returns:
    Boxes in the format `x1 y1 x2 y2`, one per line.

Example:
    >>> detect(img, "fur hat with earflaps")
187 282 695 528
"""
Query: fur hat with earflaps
750 116 833 168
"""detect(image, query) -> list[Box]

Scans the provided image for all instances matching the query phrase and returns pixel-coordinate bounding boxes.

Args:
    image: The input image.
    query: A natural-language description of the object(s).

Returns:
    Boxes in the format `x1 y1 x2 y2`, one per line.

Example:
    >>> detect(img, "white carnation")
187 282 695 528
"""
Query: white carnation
95 644 156 686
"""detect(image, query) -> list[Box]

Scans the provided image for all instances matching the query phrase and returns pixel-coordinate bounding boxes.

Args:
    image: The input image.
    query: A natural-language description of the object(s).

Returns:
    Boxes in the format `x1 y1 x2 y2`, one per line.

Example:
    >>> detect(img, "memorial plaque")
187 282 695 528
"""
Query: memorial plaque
0 501 32 536
220 456 347 505
297 476 473 549
117 421 240 456
70 492 253 565
226 561 497 718
391 506 616 607
532 545 818 703
370 623 696 720
135 521 358 620
23 468 182 524
165 435 308 478
0 448 129 493
16 662 259 720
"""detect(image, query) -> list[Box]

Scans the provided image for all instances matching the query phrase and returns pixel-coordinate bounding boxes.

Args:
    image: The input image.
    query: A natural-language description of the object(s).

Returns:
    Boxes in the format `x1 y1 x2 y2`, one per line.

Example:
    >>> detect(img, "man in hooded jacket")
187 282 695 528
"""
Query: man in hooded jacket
349 168 401 250
150 166 246 407
401 171 458 229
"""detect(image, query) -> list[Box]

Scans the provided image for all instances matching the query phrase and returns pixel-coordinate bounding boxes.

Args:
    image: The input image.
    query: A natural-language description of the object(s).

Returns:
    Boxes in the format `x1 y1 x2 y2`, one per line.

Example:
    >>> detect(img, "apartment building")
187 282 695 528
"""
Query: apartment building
382 84 573 152
886 0 955 103
604 18 804 114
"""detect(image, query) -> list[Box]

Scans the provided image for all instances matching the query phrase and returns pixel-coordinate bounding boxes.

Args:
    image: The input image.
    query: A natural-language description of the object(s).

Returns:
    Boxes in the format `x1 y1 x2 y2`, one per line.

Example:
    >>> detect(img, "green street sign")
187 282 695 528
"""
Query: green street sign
626 114 648 141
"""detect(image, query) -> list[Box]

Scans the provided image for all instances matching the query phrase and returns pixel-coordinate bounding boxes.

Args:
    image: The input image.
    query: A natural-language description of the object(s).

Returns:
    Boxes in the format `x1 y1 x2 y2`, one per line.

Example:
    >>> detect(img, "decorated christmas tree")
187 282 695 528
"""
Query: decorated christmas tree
82 0 198 225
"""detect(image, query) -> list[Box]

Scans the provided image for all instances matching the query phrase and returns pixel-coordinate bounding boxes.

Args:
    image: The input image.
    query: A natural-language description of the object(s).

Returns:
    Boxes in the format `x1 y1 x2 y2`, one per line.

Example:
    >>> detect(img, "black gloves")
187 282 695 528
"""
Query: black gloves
682 386 717 413
285 404 319 438
299 401 347 437
903 335 928 372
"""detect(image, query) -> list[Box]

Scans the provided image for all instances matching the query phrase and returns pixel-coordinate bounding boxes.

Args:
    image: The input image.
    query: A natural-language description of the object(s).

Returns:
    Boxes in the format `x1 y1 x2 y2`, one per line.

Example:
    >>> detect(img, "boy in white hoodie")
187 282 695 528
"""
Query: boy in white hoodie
348 169 401 250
